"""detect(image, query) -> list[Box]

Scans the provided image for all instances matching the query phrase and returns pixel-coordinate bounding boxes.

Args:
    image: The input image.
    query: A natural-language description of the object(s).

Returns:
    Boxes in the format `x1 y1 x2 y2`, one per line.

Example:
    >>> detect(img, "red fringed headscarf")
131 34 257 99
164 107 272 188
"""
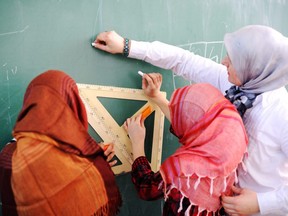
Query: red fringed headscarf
160 83 247 214
10 70 121 215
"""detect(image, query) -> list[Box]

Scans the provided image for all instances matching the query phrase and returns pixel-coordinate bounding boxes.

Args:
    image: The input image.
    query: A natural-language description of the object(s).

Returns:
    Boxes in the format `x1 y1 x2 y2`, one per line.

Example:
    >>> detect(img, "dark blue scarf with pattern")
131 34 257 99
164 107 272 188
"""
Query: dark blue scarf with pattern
225 86 258 117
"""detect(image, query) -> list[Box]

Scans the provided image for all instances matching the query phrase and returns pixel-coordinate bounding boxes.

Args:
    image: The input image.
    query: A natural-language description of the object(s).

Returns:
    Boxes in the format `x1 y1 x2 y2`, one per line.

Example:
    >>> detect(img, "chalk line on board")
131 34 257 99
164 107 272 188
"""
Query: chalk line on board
0 25 29 37
171 41 225 90
0 62 21 133
91 0 103 42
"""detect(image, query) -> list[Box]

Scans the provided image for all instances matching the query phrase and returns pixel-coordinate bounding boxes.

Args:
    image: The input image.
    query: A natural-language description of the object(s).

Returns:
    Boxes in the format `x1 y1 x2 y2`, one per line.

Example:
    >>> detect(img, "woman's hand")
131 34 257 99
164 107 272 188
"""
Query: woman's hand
221 186 260 215
124 115 146 160
99 142 117 167
142 73 162 99
92 31 124 54
141 72 171 122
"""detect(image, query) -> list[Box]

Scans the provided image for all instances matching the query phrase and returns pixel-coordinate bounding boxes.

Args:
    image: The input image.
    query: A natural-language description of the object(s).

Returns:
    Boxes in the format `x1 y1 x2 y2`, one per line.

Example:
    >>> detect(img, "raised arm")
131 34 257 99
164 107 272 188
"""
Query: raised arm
124 113 164 201
93 31 231 94
141 73 170 122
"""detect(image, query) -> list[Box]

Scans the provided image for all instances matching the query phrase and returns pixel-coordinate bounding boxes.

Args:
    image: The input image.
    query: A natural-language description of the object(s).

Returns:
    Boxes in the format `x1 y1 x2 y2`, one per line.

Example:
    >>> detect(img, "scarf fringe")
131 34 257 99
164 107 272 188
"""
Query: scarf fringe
194 175 202 190
162 158 249 213
164 170 239 213
178 195 185 213
185 203 192 216
164 184 176 201
158 180 164 190
182 200 216 216
210 178 215 196
187 175 191 189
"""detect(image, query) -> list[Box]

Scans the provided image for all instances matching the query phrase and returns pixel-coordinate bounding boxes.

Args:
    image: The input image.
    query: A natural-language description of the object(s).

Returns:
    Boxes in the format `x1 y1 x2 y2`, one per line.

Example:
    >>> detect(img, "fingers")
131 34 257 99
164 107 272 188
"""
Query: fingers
92 30 123 54
93 32 108 50
222 202 238 215
93 42 107 52
135 114 142 123
142 74 147 89
108 159 117 167
102 142 118 167
221 196 234 208
123 118 131 131
221 194 236 213
221 186 243 208
221 194 238 206
231 185 243 194
221 193 244 215
106 149 115 162
124 115 145 138
100 143 112 156
123 116 137 134
224 208 240 216
143 73 162 87
142 72 162 99
125 115 142 126
135 114 146 127
134 115 144 128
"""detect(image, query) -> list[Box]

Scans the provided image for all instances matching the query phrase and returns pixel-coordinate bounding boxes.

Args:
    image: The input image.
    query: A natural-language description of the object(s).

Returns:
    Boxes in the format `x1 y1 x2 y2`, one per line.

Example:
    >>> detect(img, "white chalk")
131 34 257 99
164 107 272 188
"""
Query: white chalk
91 42 96 46
138 71 144 77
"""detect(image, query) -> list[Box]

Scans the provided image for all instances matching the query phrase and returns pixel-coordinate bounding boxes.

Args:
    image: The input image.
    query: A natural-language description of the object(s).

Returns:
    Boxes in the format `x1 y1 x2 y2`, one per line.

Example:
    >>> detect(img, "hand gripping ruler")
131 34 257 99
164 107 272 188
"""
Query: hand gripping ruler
77 83 166 175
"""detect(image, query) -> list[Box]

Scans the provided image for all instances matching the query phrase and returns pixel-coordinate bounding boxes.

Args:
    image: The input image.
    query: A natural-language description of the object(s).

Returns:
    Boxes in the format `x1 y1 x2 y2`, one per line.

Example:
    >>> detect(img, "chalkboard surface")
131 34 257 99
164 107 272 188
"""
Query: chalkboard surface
1 0 288 215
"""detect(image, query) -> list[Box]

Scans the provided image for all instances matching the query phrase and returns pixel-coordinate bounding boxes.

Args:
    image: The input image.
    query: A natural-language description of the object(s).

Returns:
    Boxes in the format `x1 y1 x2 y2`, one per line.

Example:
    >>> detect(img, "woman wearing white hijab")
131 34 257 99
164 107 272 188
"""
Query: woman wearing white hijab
93 25 288 215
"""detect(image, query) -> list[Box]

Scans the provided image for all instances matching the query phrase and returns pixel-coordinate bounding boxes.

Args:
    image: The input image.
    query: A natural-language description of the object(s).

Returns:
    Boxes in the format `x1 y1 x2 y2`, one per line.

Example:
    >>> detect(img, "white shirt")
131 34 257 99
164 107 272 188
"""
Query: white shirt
129 40 288 216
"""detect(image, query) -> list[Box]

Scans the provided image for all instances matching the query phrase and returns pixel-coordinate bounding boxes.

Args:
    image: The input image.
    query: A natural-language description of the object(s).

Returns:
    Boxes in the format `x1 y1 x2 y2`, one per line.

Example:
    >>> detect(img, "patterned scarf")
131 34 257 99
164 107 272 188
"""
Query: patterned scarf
8 70 121 215
160 83 248 215
223 25 288 116
224 86 257 117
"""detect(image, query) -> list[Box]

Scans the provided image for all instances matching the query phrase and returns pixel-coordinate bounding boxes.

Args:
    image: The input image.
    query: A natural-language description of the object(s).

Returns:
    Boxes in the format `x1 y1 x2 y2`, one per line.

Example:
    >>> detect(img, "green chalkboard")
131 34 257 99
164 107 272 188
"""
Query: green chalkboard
1 0 288 215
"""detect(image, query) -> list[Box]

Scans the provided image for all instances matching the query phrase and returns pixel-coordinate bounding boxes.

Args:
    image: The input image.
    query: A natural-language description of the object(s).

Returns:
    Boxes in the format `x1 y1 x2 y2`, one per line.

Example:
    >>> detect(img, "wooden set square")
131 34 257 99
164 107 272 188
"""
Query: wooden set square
77 84 166 175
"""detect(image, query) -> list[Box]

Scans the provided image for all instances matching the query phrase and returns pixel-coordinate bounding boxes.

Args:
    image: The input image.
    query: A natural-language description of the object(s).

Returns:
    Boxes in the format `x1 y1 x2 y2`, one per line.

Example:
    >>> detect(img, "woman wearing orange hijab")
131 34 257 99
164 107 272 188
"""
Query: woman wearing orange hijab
0 70 121 216
125 73 247 216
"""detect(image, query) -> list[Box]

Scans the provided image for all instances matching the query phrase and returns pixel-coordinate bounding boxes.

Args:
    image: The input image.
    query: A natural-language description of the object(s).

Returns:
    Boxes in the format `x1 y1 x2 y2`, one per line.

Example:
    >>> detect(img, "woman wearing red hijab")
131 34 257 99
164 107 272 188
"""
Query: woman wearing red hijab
125 73 248 216
0 70 121 216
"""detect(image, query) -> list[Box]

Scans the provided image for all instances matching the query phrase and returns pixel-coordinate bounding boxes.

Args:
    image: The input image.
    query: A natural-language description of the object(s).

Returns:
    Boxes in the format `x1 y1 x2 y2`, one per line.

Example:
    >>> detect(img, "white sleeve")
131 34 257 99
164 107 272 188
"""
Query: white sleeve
257 186 288 215
129 40 232 94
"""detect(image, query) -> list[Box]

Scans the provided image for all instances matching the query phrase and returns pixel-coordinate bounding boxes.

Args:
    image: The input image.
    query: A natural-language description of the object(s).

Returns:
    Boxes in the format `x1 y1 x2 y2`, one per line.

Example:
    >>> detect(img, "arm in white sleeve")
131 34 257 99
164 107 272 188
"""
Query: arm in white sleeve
257 186 288 215
257 123 288 215
129 40 232 94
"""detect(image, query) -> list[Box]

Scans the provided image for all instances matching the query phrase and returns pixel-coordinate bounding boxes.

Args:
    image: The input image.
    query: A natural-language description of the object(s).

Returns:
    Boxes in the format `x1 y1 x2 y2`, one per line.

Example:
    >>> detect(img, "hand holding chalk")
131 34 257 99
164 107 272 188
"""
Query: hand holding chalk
91 42 96 46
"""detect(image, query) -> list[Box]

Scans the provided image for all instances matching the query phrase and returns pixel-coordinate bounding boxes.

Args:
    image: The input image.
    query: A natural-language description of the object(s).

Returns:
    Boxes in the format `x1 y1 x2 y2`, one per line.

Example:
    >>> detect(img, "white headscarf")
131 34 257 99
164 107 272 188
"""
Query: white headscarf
224 25 288 94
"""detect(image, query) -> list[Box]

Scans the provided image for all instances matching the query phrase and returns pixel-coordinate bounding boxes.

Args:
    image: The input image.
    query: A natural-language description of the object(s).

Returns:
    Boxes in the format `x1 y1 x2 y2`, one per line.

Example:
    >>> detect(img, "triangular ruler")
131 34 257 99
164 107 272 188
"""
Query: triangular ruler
77 83 166 175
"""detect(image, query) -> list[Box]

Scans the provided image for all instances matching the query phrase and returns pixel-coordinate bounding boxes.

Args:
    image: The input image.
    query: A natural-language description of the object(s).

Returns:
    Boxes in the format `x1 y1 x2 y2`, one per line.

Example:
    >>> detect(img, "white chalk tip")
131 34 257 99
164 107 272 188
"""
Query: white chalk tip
91 42 96 46
138 71 144 77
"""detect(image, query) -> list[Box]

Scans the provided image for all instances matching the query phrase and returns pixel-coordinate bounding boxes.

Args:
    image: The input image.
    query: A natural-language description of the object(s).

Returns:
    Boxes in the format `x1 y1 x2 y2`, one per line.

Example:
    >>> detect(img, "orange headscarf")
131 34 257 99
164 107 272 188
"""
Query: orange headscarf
160 83 247 214
11 70 121 215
